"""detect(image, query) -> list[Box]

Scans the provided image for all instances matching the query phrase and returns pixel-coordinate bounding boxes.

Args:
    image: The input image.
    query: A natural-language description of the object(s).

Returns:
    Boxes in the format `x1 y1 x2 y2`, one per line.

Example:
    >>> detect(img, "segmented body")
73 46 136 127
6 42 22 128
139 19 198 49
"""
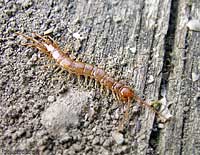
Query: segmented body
16 32 168 126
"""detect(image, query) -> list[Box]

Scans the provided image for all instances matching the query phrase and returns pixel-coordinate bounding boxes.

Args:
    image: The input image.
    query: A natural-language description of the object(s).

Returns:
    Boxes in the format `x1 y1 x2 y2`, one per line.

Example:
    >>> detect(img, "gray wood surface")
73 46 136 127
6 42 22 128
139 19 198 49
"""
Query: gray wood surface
0 0 199 154
159 0 200 155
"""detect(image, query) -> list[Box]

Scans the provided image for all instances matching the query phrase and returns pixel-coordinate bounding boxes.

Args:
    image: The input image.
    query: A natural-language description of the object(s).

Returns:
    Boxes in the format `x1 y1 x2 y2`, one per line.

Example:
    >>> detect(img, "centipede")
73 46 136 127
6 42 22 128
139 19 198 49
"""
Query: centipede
15 32 168 130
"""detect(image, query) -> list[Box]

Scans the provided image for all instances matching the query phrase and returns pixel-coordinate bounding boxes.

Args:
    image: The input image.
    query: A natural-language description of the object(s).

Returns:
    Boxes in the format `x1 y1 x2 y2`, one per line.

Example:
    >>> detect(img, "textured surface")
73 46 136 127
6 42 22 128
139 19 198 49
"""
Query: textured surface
159 0 200 155
0 0 199 155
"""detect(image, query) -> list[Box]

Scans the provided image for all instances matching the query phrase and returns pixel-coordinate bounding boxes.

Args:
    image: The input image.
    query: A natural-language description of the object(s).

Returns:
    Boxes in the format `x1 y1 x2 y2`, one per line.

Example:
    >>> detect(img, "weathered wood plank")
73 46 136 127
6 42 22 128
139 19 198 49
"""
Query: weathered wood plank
159 0 200 155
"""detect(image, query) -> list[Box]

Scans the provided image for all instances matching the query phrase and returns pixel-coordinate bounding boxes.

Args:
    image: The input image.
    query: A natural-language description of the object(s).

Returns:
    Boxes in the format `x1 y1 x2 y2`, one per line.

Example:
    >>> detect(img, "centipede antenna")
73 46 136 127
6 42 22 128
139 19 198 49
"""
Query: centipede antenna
20 42 37 47
47 36 60 49
32 32 50 43
19 39 50 57
15 32 39 44
16 32 50 55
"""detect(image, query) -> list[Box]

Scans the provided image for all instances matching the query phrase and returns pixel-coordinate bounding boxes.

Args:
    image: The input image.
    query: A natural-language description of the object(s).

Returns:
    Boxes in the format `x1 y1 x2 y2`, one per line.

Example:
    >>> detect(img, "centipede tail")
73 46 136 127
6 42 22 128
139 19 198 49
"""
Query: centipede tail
133 94 167 120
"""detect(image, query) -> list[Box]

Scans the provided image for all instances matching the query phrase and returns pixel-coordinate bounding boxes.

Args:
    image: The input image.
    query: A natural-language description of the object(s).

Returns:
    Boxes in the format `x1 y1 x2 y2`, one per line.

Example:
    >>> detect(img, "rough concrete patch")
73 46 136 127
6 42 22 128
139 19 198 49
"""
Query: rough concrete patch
41 88 92 137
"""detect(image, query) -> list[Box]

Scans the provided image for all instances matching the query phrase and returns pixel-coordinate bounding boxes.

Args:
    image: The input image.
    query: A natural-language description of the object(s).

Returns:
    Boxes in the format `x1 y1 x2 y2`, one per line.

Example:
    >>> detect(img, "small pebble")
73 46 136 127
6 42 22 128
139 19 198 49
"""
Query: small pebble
159 98 173 120
186 19 200 31
31 53 38 62
12 133 18 140
129 47 136 54
85 146 93 152
183 106 190 112
158 123 164 129
44 28 54 35
63 149 75 155
3 130 12 138
113 16 122 23
101 148 110 155
73 32 84 40
26 130 32 138
72 144 82 152
60 133 72 143
192 72 199 82
147 75 154 84
47 96 55 103
21 0 33 8
103 139 112 147
87 135 94 140
112 131 124 145
83 121 90 128
17 128 25 137
138 134 146 140
194 93 200 102
116 146 129 154
92 137 100 145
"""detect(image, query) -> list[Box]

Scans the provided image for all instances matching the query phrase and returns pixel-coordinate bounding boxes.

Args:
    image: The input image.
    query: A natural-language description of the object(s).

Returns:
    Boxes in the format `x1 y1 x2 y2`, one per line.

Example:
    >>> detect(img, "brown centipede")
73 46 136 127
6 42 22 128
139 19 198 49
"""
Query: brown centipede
15 32 169 130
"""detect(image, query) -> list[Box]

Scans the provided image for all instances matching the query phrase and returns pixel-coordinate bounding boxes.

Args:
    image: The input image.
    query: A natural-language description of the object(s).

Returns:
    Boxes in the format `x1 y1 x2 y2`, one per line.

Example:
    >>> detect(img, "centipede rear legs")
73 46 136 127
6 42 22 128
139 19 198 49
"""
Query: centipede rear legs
117 98 131 131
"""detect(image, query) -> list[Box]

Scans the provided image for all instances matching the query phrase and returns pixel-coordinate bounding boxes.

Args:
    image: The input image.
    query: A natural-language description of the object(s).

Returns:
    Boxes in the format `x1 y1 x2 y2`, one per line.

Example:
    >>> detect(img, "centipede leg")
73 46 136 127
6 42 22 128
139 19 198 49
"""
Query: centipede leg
100 84 104 93
106 89 110 96
33 32 52 45
76 55 82 61
125 98 131 122
118 111 124 132
94 81 99 89
84 76 88 85
47 36 60 49
20 42 39 50
64 44 74 55
118 99 131 131
53 66 62 73
77 75 81 85
112 91 117 100
21 42 36 47
67 72 71 80
58 69 65 74
89 78 93 87
42 63 59 69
